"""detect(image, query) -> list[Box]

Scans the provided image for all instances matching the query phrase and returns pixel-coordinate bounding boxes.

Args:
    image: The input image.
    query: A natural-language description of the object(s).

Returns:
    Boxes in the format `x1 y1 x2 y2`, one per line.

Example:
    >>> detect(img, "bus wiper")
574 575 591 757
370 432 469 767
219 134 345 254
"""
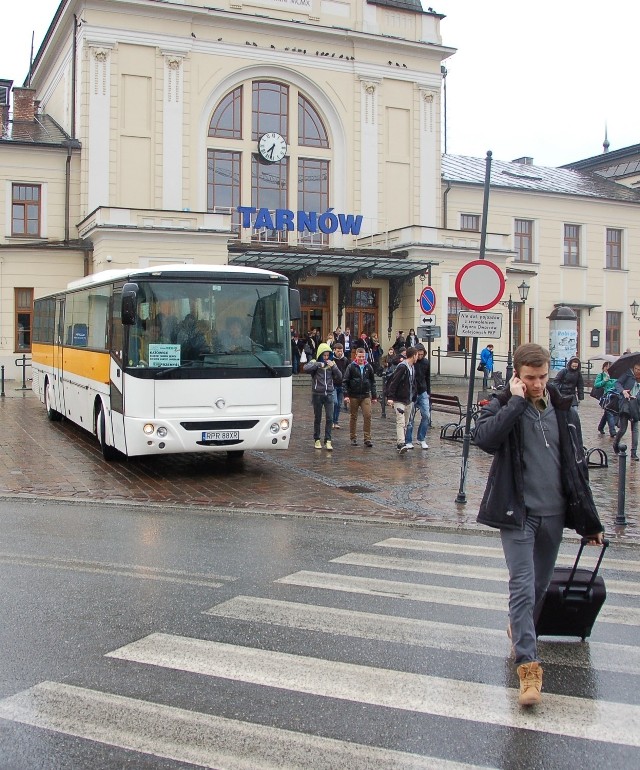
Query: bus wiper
155 361 199 377
251 352 279 377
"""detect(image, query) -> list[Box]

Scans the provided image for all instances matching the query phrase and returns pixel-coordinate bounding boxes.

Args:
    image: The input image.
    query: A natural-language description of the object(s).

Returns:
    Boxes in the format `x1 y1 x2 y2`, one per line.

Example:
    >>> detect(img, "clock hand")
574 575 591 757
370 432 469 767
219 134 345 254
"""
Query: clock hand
267 143 276 158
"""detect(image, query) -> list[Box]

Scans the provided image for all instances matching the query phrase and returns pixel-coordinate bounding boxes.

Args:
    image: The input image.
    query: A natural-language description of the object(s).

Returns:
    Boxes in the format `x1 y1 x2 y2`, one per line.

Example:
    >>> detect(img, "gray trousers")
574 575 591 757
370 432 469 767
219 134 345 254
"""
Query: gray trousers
500 513 565 664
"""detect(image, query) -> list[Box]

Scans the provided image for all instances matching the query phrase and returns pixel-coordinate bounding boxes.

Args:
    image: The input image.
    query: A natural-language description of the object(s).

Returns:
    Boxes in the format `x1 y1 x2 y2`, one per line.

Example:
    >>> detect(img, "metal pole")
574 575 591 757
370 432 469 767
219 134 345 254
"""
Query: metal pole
616 443 628 526
427 264 432 365
505 296 513 380
0 365 4 397
457 150 492 504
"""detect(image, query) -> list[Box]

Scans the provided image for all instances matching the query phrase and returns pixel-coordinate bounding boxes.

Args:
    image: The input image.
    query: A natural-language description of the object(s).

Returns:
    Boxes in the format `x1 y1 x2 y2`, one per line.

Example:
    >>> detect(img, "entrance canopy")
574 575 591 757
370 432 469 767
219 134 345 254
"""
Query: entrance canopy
228 246 439 332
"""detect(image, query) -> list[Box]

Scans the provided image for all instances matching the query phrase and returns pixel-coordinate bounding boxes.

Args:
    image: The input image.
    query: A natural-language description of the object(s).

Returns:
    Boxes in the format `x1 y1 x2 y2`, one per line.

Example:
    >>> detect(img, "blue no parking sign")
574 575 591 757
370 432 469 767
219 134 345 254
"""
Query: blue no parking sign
419 286 436 315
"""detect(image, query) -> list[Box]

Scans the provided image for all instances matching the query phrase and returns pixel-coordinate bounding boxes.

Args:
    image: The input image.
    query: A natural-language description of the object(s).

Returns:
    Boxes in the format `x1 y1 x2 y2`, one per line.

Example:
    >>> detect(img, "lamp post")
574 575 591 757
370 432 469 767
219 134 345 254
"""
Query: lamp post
501 281 531 380
518 280 530 344
500 295 515 379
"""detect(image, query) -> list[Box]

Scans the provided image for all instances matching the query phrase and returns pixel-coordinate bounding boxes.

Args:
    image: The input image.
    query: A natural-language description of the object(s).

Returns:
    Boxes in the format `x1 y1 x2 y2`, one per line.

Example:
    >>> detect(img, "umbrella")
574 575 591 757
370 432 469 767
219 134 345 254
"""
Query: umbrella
608 351 640 379
588 353 618 363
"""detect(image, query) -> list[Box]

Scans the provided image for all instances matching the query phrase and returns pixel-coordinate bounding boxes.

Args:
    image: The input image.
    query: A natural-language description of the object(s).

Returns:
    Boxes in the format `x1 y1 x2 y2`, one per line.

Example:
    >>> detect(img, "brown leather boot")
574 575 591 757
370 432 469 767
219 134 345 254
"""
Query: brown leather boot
517 662 543 706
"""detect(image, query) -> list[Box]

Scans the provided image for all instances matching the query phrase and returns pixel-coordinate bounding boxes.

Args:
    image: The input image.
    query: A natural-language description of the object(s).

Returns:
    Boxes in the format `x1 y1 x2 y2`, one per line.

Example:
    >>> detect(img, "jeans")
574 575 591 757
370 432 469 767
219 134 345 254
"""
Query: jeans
406 392 431 443
333 386 344 425
500 514 565 664
597 408 617 437
483 368 491 389
312 393 334 441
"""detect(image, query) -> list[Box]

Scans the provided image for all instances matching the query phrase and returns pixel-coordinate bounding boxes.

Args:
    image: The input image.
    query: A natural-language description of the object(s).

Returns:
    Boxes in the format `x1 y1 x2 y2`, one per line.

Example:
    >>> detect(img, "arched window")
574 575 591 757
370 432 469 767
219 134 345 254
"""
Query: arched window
298 95 328 148
207 79 331 243
208 86 242 139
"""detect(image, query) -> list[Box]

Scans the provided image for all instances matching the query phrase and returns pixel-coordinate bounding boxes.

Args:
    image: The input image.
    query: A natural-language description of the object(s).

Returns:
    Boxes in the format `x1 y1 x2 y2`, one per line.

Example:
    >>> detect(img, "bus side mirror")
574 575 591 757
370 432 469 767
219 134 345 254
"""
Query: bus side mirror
121 283 139 325
289 288 301 321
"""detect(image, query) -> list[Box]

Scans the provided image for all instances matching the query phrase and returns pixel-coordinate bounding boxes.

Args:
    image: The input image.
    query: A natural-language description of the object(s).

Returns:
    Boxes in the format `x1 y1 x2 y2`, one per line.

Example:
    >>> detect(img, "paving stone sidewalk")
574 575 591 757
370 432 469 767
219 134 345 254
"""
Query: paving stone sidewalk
0 384 637 542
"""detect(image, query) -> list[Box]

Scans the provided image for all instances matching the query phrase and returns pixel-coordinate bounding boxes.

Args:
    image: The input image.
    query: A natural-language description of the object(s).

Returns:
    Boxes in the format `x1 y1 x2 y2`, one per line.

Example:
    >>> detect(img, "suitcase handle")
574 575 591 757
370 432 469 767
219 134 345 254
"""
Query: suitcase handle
565 537 609 593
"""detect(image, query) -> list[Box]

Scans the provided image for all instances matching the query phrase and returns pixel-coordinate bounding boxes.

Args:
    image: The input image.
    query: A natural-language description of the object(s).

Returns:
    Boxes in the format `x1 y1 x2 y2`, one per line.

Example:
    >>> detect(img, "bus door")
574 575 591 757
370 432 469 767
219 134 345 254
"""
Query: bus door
108 289 127 453
53 298 66 416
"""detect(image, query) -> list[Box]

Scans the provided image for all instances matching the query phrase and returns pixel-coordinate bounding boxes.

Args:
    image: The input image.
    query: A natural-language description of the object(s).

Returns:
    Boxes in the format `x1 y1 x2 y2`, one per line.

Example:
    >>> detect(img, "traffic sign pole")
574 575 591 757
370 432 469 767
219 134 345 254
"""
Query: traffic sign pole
456 151 493 505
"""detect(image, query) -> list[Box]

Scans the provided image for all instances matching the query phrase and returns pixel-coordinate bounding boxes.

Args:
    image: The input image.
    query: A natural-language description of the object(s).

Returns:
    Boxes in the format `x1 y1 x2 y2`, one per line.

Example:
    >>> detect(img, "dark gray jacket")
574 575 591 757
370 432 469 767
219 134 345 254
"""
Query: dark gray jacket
474 384 602 536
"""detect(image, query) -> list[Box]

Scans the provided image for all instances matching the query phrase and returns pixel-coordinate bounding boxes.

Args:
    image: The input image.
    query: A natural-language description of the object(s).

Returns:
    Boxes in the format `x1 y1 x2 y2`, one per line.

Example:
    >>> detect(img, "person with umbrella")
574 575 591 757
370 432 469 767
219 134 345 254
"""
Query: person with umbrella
609 352 640 460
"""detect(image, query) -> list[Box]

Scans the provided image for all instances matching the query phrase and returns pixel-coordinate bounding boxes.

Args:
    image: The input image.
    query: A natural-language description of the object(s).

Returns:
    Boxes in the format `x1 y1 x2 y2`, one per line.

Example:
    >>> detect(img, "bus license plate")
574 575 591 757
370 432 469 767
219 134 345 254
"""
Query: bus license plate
202 430 240 441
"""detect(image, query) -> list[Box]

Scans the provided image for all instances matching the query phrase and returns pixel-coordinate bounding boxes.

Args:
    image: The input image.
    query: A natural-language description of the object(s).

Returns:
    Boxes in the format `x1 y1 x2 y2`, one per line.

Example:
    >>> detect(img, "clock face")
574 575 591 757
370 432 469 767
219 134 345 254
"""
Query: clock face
258 132 287 163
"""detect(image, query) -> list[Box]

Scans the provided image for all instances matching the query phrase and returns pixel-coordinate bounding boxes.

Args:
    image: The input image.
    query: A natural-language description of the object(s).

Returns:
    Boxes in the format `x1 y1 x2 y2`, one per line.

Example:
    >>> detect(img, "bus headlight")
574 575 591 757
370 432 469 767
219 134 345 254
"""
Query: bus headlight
280 419 290 431
143 423 155 435
269 422 280 434
156 426 168 438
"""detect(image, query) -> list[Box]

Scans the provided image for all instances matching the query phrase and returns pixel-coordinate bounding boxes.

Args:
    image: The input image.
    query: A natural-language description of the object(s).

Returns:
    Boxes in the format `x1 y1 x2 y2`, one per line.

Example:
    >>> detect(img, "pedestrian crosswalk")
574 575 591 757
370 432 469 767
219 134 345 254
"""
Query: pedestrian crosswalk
1 533 639 768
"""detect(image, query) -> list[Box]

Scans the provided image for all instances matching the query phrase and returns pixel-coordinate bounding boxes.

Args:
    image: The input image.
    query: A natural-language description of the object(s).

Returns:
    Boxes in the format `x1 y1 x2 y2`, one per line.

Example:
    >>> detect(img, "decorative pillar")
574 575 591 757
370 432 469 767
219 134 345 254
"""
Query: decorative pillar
418 87 438 227
359 78 380 235
162 52 185 210
87 44 113 211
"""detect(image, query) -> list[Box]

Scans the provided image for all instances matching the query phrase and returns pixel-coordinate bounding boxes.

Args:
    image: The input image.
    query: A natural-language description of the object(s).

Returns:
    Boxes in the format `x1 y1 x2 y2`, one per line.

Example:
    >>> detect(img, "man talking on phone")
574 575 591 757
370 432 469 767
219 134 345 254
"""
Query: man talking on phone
474 343 604 707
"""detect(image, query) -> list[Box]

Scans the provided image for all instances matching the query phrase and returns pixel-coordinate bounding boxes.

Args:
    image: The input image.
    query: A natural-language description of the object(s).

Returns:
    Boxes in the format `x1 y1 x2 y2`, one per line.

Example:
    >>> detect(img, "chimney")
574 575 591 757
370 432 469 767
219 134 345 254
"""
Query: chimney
511 156 534 166
12 87 37 122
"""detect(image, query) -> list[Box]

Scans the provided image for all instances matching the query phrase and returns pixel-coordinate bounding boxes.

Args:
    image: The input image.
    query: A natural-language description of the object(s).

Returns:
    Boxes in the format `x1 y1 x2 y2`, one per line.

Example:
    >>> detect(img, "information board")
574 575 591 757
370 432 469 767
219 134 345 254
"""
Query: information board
456 312 503 338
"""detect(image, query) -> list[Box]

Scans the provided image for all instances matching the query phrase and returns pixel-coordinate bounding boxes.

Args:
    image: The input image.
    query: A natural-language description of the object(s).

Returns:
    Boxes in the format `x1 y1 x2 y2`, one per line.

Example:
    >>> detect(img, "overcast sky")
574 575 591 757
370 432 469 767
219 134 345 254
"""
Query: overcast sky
1 0 636 167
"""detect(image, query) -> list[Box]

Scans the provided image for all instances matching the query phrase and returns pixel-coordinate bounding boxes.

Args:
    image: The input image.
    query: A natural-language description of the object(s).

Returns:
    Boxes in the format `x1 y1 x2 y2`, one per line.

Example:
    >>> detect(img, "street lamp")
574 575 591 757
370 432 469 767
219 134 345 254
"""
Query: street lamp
518 280 530 345
501 281 531 380
501 295 515 380
631 300 639 320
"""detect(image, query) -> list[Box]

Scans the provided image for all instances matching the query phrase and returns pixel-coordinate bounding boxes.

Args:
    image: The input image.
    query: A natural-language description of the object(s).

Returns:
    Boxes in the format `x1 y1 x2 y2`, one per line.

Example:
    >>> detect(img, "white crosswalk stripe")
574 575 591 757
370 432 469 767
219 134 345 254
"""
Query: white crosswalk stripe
205 595 640 675
106 633 640 748
276 570 640 626
1 533 638 767
0 682 485 770
332 552 640 596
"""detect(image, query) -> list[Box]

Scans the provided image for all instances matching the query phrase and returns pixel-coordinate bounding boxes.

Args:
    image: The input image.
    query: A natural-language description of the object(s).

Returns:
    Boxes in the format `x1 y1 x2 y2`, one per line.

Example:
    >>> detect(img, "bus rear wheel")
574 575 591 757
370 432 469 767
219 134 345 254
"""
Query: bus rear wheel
96 403 119 461
44 380 62 421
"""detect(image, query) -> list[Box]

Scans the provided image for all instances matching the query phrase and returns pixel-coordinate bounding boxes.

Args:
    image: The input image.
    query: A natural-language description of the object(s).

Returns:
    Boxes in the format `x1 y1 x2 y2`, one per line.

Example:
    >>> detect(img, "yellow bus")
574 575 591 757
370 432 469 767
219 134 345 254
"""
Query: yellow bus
32 264 300 460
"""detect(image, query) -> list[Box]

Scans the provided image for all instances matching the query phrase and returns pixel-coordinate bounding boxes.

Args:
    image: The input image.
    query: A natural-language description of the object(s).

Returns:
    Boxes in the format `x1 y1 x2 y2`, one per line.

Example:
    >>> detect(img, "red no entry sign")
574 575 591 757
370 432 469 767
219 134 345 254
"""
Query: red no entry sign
455 260 505 311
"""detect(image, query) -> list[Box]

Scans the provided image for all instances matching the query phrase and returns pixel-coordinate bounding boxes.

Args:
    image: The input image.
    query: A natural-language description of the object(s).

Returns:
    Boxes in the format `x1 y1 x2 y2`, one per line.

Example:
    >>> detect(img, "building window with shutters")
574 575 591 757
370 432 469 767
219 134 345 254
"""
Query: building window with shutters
605 311 621 355
563 224 580 265
514 219 533 262
460 214 480 232
606 228 622 269
12 184 41 237
15 288 33 352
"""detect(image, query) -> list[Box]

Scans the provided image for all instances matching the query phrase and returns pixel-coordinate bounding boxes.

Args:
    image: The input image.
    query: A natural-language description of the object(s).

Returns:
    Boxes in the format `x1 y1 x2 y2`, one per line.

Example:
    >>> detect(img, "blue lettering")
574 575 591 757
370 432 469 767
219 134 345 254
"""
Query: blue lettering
296 210 317 232
275 209 295 230
237 206 256 228
338 213 364 236
254 208 275 230
318 209 338 234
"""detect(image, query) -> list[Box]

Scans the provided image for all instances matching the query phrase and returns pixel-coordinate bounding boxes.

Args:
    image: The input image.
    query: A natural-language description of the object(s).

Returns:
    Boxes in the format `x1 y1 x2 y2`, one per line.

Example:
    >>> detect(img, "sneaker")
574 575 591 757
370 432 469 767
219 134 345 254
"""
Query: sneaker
325 440 333 451
632 453 639 461
364 440 373 447
397 443 409 454
314 440 322 449
420 441 429 449
405 443 414 449
333 423 341 429
351 438 358 446
598 429 605 435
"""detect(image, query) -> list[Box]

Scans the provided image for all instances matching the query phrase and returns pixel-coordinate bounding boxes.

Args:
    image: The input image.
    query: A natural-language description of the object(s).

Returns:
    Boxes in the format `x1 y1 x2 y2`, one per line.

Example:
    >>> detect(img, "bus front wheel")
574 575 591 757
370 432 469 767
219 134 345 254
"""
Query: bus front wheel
96 404 119 461
44 380 62 421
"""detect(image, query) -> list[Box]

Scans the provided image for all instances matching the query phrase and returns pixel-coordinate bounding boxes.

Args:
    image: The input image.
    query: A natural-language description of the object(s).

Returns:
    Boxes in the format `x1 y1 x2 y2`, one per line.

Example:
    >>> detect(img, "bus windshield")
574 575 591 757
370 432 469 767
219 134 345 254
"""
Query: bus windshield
126 279 291 370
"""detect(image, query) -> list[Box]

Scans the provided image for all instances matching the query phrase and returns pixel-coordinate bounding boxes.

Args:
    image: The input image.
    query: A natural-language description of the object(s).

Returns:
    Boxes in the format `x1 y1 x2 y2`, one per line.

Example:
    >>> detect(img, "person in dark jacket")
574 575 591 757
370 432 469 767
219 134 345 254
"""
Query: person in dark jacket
343 347 378 446
554 355 584 407
331 343 350 429
303 342 342 450
386 346 418 453
612 362 640 459
405 343 431 449
475 343 603 708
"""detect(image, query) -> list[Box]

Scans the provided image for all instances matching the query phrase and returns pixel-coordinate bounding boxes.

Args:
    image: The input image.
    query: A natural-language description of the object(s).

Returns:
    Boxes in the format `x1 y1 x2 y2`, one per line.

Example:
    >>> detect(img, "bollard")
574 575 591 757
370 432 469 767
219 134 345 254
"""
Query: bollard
616 443 628 526
1 364 4 397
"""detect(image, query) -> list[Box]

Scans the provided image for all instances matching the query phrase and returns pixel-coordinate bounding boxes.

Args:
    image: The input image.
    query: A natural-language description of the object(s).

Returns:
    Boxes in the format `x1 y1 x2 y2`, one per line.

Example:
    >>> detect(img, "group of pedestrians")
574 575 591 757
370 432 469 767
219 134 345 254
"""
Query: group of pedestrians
302 331 431 453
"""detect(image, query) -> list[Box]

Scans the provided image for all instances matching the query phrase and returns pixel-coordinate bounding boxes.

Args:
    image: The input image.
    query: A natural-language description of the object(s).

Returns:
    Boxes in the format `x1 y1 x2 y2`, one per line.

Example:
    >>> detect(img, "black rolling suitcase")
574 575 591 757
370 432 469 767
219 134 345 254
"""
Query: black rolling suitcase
535 538 609 641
